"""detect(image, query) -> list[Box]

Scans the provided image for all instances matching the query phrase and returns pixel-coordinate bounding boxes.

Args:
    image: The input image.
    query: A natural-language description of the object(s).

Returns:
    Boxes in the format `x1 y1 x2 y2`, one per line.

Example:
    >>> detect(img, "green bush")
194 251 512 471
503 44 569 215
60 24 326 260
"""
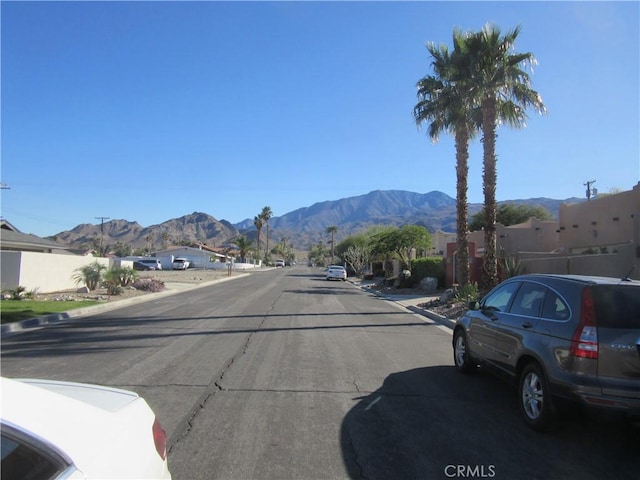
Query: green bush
72 262 107 291
499 256 524 280
3 286 34 301
412 257 445 287
105 266 138 287
455 282 479 303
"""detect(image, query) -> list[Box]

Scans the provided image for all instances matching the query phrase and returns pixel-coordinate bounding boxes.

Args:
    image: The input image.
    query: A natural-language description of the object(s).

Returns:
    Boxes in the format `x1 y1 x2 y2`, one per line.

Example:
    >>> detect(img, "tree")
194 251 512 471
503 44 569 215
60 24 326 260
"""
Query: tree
308 242 328 267
469 203 553 231
260 206 273 260
464 24 546 288
335 233 372 275
371 225 431 271
253 215 263 260
112 241 132 258
144 234 152 254
343 245 371 277
414 30 482 287
233 235 253 263
326 225 338 263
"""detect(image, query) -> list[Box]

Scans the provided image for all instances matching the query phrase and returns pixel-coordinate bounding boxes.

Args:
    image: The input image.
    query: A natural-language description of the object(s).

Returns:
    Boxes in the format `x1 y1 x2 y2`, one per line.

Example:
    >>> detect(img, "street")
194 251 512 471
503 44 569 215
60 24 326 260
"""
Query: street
1 266 638 479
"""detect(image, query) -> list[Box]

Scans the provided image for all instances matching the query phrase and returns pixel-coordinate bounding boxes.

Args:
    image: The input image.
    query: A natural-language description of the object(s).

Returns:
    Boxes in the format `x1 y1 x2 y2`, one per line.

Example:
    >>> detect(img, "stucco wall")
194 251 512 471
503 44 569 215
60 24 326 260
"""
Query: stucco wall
519 243 638 280
1 251 110 293
559 183 639 252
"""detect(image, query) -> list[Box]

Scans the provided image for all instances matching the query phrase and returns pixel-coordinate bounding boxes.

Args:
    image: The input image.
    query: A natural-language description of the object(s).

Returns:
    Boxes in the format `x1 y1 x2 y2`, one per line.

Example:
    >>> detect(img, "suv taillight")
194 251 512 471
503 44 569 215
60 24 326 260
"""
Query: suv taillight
570 287 598 359
153 417 168 460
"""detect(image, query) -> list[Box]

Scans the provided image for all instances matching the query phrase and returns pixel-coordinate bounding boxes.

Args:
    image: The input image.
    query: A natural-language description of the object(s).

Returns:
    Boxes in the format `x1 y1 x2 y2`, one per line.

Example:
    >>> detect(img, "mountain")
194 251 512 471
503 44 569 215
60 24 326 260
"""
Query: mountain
48 190 582 252
50 212 238 251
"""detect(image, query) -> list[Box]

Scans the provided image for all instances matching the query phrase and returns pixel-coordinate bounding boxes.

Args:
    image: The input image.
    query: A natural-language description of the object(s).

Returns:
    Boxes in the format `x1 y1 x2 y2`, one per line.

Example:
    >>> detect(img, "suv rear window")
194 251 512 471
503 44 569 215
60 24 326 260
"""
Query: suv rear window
592 285 640 329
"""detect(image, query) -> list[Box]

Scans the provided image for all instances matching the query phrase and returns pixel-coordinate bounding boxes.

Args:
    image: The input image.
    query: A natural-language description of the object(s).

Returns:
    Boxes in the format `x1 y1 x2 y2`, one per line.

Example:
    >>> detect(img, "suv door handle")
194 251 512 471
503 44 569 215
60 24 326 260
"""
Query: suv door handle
522 321 534 329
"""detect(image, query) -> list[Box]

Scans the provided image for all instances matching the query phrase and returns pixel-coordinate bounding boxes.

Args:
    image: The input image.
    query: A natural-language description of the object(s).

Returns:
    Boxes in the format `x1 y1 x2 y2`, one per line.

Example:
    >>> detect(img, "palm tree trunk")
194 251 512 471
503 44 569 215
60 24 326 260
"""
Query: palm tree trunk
265 223 270 259
454 127 470 287
482 96 498 289
256 229 261 263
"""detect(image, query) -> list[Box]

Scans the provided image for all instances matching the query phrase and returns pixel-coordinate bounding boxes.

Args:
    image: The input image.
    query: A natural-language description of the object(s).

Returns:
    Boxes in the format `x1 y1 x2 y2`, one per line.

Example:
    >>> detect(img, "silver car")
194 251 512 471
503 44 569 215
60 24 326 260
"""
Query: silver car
452 274 640 431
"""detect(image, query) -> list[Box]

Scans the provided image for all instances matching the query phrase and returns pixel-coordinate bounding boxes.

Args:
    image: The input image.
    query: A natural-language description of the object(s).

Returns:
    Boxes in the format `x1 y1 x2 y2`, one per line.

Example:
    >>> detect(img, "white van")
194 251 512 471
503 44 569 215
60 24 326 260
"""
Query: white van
135 258 163 270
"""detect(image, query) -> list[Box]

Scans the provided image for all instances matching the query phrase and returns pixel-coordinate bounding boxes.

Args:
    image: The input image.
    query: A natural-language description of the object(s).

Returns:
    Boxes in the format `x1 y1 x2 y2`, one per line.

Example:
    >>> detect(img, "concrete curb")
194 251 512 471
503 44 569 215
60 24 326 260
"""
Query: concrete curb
405 305 456 330
1 273 249 338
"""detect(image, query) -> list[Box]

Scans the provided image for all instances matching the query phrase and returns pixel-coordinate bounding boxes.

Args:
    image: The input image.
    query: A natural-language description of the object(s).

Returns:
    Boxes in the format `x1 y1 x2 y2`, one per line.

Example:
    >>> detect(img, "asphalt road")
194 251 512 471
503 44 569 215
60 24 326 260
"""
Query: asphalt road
1 266 638 479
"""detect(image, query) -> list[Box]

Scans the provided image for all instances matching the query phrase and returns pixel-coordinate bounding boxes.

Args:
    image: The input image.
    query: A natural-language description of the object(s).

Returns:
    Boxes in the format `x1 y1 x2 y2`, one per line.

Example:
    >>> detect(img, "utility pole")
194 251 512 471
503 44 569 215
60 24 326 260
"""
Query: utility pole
95 216 110 256
584 180 596 201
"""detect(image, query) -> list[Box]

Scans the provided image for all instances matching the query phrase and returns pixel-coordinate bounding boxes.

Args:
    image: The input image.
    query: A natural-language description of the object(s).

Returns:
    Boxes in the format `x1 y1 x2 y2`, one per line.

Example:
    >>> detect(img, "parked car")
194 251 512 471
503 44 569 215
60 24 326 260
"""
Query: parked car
172 258 190 270
275 259 285 267
133 261 152 271
1 377 172 479
136 258 162 270
452 274 640 431
326 265 347 281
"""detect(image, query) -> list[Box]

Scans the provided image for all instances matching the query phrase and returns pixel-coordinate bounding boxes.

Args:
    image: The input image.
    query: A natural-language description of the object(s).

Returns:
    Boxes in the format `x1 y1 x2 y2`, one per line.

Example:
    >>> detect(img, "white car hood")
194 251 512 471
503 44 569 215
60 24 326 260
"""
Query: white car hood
1 377 170 479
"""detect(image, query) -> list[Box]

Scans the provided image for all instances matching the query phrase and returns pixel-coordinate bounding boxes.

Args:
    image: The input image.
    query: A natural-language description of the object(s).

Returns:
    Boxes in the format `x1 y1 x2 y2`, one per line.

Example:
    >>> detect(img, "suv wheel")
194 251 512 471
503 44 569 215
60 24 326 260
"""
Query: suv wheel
453 329 473 373
519 362 554 431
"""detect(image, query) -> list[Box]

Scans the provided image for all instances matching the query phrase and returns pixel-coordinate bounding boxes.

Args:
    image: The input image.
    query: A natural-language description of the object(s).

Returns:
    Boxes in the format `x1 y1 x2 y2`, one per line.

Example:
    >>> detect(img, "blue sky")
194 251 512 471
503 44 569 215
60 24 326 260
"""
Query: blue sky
2 1 638 237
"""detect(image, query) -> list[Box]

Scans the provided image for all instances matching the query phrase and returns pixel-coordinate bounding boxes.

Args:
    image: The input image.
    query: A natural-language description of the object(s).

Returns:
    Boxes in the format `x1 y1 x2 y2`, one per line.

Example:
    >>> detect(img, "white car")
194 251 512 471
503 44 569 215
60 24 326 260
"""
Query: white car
326 265 347 281
172 258 190 270
274 259 285 267
1 377 172 479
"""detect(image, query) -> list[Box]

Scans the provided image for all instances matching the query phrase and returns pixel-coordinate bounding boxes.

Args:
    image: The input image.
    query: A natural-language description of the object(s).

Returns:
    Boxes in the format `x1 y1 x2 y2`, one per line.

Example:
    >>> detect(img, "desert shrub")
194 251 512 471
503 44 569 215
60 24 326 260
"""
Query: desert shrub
105 266 138 287
398 275 416 289
499 256 524 280
132 278 165 293
72 262 107 290
455 282 479 303
412 257 445 287
105 282 123 295
3 286 33 300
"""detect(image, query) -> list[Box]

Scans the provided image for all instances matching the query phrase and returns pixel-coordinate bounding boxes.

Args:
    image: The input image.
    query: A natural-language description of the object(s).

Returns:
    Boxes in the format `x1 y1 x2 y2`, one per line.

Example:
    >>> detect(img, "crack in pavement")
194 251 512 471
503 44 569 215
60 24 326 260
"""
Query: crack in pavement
166 291 277 452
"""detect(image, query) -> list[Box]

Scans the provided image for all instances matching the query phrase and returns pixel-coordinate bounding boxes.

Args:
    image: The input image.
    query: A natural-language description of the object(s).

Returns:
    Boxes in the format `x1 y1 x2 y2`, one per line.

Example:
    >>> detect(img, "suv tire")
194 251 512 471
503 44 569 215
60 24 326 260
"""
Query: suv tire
453 329 474 374
519 362 554 431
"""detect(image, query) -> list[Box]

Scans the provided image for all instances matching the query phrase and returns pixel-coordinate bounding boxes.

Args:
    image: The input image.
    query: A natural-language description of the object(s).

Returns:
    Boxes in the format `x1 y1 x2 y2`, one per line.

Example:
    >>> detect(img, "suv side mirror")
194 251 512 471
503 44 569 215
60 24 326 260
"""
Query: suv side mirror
468 301 480 311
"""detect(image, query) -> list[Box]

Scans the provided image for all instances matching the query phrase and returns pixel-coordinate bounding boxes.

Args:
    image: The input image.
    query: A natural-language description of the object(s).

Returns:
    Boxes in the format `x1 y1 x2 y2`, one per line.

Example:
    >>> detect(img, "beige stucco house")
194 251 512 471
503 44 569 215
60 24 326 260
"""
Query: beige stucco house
444 183 640 284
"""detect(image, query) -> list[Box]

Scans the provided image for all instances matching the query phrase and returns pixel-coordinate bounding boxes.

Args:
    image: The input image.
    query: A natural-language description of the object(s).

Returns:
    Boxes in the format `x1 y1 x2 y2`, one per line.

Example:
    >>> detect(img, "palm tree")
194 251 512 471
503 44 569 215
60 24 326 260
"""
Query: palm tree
144 234 152 254
326 225 338 264
253 215 263 262
260 206 273 260
414 30 481 287
233 235 253 263
464 24 546 288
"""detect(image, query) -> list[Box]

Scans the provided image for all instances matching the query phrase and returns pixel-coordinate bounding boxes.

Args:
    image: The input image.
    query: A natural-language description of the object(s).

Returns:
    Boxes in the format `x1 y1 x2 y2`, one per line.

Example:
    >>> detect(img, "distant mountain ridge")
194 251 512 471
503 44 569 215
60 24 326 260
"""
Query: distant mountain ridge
48 190 581 252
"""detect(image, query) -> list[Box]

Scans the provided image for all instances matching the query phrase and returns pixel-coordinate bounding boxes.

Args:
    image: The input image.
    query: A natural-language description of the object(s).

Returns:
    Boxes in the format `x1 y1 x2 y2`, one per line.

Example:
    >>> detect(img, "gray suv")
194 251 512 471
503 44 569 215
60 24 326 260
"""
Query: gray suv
452 274 640 431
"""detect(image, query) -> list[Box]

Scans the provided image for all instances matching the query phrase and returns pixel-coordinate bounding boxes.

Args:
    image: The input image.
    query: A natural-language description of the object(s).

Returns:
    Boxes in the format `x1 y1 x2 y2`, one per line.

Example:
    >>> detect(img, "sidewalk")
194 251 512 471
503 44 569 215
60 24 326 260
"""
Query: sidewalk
353 281 456 330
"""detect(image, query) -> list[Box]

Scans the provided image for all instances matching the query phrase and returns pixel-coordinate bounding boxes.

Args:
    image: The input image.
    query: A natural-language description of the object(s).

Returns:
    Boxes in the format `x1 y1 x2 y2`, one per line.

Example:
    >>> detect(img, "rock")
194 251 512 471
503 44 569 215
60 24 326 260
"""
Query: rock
439 288 455 303
76 286 91 294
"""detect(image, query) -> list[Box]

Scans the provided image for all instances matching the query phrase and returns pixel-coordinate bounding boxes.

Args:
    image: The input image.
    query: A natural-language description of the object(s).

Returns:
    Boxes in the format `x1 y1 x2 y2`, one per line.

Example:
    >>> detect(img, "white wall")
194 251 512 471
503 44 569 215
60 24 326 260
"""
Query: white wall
1 251 110 293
